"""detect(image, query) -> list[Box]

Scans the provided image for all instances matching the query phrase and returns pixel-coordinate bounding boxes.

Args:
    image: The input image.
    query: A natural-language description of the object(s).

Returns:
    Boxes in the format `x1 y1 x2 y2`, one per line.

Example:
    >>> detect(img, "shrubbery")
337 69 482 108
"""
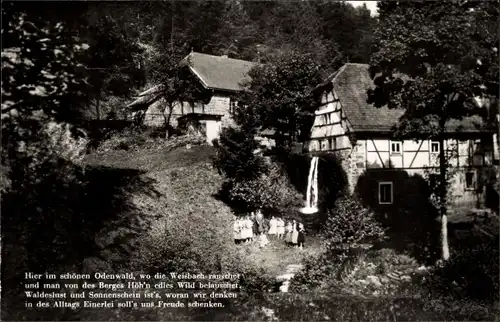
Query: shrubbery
212 126 267 182
323 196 386 251
290 252 344 292
292 197 386 292
228 163 303 213
213 125 303 214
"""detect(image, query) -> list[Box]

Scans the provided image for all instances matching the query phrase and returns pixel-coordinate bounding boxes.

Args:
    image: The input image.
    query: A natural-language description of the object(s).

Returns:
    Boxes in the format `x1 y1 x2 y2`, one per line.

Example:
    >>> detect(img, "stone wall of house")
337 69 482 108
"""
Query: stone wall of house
203 95 233 127
142 94 234 131
404 168 480 210
143 98 186 128
339 140 364 194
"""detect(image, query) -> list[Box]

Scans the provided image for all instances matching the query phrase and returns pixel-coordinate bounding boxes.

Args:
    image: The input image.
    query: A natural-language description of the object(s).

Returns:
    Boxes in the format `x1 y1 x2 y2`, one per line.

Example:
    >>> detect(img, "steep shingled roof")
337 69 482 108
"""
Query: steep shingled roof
333 63 403 132
181 52 257 92
332 63 488 133
128 53 256 109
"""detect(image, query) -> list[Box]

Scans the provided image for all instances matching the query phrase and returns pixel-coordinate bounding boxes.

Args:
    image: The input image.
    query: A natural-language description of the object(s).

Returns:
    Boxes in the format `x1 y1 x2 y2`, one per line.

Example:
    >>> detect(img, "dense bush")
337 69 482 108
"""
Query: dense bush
323 196 386 251
290 251 344 292
368 248 419 275
292 197 386 292
228 163 302 213
212 126 268 182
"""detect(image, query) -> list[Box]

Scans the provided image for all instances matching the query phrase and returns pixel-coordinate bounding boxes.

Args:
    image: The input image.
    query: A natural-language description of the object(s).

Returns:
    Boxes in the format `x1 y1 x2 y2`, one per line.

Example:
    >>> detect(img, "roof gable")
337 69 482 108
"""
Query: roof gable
332 63 403 132
182 52 257 92
331 63 488 134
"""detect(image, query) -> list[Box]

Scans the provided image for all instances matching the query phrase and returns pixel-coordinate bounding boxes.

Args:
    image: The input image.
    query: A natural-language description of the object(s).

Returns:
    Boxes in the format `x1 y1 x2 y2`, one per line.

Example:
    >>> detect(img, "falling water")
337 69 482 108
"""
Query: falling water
300 156 319 214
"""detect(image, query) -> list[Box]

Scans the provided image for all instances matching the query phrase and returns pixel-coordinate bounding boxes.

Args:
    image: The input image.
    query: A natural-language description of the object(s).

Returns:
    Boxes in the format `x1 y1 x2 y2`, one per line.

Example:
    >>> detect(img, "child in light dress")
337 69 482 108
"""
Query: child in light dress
277 218 285 239
268 216 278 240
285 220 293 246
233 217 241 244
241 216 252 244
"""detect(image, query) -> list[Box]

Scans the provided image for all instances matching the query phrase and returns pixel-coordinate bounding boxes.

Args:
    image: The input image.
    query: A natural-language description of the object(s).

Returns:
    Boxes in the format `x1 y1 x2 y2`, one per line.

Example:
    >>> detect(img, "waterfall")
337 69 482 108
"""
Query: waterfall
300 156 319 214
312 156 319 209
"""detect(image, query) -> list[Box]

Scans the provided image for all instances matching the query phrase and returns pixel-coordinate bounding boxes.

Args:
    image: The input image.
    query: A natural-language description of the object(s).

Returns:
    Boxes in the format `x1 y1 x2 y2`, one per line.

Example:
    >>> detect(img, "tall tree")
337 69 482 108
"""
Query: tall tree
369 0 499 260
80 3 146 120
313 0 376 64
237 52 323 153
2 3 88 163
215 0 259 59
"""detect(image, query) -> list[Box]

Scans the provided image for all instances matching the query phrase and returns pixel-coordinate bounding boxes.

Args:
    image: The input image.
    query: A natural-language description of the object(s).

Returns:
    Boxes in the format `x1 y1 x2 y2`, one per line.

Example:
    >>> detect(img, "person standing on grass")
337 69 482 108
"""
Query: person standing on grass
291 220 299 247
285 220 293 246
268 216 277 240
259 218 269 248
277 217 285 240
233 216 241 244
251 212 258 243
297 222 305 250
244 215 252 244
239 216 246 243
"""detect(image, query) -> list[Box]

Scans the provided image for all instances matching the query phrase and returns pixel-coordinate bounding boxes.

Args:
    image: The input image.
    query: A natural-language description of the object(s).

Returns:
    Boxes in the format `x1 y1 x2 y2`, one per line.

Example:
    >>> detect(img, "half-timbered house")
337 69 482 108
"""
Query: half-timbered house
306 63 498 213
128 52 256 144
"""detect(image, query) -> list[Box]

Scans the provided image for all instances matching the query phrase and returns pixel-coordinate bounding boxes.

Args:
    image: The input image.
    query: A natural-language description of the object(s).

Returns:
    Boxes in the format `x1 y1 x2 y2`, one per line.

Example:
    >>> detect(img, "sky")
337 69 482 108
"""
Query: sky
347 1 379 16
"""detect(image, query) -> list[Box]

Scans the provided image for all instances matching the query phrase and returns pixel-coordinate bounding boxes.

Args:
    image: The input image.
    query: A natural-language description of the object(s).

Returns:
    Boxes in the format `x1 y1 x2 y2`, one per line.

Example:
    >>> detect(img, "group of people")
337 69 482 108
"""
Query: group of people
233 211 306 249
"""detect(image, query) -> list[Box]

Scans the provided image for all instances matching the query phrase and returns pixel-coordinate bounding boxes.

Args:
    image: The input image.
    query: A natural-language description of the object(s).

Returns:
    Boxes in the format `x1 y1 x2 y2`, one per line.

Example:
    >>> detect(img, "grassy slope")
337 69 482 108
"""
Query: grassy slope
81 143 230 263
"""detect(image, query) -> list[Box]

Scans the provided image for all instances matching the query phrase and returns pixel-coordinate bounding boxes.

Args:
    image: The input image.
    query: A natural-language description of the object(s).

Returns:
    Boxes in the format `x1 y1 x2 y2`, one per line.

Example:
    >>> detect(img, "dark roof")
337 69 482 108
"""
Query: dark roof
331 63 489 134
127 53 256 109
181 52 257 92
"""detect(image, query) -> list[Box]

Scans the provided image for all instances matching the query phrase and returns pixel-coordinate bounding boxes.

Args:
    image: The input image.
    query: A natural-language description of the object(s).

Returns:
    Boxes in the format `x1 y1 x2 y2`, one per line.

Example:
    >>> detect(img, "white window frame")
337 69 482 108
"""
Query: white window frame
430 141 440 153
465 170 476 190
378 181 393 204
390 141 402 154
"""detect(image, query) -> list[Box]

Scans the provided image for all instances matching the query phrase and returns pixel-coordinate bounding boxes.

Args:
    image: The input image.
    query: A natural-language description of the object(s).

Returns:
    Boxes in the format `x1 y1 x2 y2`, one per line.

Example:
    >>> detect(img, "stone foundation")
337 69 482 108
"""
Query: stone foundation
339 141 365 194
